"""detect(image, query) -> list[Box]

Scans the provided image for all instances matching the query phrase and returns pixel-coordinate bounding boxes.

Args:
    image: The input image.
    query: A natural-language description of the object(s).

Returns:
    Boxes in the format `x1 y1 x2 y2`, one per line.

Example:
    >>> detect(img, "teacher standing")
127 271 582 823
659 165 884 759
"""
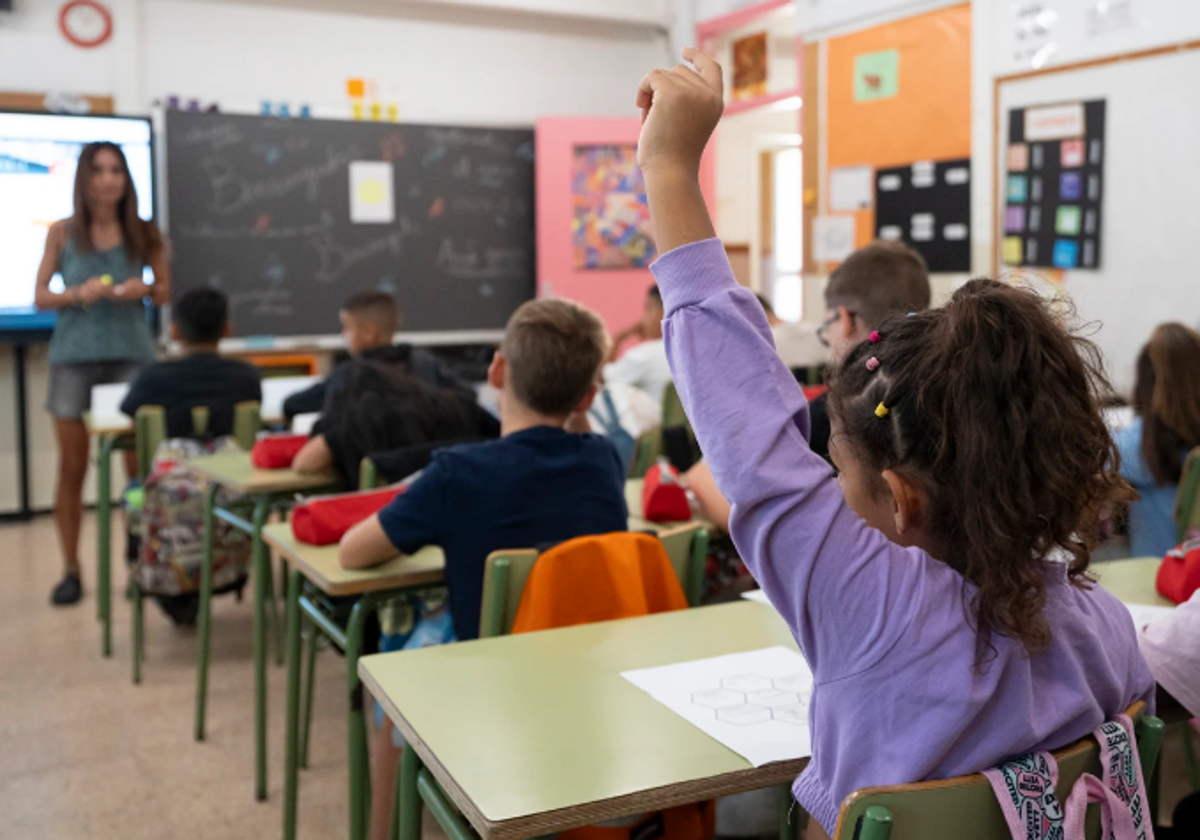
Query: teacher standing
34 141 170 606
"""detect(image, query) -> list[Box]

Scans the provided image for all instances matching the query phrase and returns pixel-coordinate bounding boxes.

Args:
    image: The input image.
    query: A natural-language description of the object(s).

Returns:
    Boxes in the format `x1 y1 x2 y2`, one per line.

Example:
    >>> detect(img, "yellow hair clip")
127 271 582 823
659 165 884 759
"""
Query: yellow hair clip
875 402 889 418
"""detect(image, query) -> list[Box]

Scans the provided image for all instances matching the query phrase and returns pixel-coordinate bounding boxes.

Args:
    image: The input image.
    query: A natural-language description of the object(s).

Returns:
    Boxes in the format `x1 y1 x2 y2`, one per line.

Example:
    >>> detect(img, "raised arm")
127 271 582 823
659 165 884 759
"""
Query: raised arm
640 50 927 681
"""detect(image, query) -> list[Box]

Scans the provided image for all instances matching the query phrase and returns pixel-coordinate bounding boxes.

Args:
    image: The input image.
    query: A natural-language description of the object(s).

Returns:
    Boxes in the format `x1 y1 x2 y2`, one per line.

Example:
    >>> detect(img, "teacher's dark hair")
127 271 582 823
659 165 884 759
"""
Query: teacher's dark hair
72 141 163 263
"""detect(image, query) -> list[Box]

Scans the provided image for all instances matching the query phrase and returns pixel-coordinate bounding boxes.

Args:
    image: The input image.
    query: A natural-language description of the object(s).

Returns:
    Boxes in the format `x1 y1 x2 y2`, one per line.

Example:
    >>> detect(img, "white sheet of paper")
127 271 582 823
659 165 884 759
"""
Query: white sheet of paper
830 165 873 211
349 161 395 224
741 589 770 605
90 383 131 424
622 646 813 767
813 215 856 263
1125 602 1173 630
260 375 321 421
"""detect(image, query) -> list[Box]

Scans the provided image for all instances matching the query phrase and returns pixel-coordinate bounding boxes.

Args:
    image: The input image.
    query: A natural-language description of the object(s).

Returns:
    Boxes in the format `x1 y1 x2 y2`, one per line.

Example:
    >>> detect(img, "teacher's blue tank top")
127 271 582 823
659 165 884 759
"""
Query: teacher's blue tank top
49 231 157 365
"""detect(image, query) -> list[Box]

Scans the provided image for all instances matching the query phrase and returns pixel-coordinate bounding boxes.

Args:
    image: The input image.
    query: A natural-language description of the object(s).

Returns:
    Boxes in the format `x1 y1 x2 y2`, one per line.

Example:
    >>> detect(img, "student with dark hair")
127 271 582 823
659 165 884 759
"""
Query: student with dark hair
339 298 627 840
292 360 488 489
604 284 672 411
636 49 1152 838
121 288 261 438
282 290 464 419
1114 323 1200 556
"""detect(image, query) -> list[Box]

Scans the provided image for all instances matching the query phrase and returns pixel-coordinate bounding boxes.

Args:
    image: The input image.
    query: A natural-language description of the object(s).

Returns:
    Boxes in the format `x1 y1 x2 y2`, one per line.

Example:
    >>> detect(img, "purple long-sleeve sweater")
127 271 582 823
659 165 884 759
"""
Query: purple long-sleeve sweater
652 238 1155 833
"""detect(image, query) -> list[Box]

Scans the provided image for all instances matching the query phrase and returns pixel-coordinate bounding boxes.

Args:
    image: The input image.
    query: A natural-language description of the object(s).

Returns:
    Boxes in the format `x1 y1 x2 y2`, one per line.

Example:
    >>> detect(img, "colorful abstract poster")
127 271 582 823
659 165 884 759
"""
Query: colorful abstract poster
733 32 769 101
571 144 656 270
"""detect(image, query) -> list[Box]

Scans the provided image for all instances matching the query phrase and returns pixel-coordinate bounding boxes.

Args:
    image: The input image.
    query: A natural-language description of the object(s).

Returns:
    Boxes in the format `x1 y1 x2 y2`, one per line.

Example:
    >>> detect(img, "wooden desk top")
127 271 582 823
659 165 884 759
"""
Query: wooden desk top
360 601 803 840
263 521 445 597
1095 556 1171 607
188 452 338 496
625 477 715 534
86 415 133 437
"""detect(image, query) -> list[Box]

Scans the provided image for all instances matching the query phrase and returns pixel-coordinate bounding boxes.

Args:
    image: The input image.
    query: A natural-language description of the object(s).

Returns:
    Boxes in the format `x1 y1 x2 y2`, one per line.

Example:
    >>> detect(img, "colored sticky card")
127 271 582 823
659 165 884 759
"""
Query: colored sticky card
1005 205 1026 233
369 102 381 121
1007 144 1029 172
1003 237 1023 265
1061 139 1085 168
1060 171 1082 200
1007 175 1028 203
1052 240 1078 268
854 49 899 102
1056 205 1082 235
346 78 365 98
351 101 364 121
387 103 399 122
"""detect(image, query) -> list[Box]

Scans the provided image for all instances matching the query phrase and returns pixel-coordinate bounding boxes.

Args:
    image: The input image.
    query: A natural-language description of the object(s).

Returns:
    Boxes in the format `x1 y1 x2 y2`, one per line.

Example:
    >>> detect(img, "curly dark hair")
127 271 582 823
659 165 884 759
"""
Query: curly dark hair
827 278 1136 668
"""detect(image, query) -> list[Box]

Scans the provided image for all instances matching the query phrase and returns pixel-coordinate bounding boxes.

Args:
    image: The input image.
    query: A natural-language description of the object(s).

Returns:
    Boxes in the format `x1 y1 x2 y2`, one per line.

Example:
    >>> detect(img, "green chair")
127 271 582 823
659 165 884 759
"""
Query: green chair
129 401 261 684
832 708 1164 840
1173 446 1200 545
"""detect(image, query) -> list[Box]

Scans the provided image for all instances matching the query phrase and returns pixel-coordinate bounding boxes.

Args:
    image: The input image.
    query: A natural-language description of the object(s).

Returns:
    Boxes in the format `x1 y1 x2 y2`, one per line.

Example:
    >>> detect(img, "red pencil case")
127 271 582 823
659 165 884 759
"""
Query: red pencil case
251 434 309 469
1157 539 1200 604
642 461 691 523
291 486 407 546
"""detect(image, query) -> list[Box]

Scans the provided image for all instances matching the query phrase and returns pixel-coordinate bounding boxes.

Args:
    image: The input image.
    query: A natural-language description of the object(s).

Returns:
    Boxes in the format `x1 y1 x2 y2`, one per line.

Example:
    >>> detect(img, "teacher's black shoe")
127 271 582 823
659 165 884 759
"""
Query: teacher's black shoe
51 574 83 606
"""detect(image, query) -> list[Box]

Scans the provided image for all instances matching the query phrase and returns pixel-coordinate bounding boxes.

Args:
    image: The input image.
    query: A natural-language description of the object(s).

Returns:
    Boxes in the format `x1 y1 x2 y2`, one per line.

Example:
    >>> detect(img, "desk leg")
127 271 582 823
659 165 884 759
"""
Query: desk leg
97 435 115 657
300 615 318 769
194 482 220 742
283 569 303 840
251 497 271 802
397 748 422 840
346 597 376 840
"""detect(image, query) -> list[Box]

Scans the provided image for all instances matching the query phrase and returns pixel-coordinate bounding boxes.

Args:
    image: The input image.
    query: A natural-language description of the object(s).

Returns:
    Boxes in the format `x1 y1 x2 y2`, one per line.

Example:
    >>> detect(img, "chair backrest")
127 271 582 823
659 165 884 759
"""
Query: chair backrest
477 523 707 639
134 401 260 479
662 381 689 430
832 708 1165 840
1174 446 1200 544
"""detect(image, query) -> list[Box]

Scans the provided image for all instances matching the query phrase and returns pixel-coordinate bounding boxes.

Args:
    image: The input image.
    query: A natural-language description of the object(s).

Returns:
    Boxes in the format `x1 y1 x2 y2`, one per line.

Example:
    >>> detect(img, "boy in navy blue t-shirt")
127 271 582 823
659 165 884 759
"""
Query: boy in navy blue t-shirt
340 298 627 840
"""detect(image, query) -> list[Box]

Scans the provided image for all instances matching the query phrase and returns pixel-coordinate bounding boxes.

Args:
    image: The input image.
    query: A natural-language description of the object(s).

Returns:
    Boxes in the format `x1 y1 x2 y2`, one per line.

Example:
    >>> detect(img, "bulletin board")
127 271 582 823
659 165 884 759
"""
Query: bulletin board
995 43 1200 392
820 3 971 268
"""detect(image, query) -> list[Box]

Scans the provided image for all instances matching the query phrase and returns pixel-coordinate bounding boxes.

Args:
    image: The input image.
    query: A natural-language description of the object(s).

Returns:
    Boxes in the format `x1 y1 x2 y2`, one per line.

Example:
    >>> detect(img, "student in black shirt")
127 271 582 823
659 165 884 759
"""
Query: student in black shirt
281 291 464 420
121 289 261 437
339 299 627 840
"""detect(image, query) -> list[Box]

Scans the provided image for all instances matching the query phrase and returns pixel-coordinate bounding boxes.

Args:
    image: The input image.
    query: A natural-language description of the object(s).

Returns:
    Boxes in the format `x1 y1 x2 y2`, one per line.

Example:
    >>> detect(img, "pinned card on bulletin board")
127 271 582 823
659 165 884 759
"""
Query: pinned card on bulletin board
348 161 395 224
854 49 899 102
813 215 856 263
830 165 873 212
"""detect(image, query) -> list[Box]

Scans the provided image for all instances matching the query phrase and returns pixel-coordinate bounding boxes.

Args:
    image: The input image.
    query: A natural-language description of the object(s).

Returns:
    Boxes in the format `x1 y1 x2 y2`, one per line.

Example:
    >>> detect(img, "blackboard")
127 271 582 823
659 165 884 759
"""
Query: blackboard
165 111 535 337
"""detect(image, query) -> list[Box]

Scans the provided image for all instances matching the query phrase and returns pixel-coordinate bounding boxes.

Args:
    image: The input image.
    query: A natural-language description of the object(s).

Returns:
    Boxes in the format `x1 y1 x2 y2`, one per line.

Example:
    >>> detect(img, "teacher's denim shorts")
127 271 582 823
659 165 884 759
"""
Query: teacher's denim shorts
46 360 144 421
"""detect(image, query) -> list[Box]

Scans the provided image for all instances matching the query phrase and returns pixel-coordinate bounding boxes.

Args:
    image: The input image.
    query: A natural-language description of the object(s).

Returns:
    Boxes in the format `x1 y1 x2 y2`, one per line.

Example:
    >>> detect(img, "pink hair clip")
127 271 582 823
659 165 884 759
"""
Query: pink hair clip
866 357 880 371
869 331 881 344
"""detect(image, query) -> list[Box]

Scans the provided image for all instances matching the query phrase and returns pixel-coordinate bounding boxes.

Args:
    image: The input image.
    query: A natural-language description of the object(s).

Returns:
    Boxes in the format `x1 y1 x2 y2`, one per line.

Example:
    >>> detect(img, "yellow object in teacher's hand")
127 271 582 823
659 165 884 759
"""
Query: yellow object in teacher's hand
100 274 113 285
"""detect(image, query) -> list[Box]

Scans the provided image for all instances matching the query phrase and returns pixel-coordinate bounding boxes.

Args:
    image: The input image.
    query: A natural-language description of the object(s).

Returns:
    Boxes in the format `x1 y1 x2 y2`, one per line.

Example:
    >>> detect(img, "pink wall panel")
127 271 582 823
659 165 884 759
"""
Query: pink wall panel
535 116 715 332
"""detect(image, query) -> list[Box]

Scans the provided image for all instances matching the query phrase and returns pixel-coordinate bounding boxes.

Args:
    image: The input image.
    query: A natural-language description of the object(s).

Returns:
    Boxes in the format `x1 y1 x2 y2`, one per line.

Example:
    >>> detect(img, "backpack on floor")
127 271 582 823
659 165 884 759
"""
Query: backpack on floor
134 437 252 599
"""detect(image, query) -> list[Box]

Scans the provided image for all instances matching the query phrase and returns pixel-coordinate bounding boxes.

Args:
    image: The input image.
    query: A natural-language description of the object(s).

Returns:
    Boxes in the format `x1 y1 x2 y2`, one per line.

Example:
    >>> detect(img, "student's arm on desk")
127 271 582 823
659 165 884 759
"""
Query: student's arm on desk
293 435 333 474
339 516 399 570
339 462 448 570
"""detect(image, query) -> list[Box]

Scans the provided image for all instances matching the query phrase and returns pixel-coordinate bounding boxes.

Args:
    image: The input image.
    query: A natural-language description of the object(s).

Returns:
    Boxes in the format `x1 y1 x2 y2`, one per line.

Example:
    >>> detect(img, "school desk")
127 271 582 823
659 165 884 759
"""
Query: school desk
188 452 338 802
263 522 445 840
1095 556 1171 608
360 600 806 840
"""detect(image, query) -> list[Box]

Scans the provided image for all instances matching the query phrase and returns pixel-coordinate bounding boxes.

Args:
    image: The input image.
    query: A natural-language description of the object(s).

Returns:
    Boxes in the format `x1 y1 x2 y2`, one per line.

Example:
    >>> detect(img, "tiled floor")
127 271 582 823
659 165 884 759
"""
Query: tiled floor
0 513 1192 838
0 511 448 840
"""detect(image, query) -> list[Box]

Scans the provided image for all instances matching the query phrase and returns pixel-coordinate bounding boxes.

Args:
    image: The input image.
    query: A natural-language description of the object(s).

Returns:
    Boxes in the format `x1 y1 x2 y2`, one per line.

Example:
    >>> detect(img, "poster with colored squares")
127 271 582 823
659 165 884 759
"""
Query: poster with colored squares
571 144 656 270
1003 99 1105 271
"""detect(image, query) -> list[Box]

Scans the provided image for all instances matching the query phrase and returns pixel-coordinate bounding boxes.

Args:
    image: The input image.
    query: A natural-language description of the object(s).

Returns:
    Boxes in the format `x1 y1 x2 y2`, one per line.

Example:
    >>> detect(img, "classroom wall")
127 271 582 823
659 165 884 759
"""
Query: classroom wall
0 0 673 516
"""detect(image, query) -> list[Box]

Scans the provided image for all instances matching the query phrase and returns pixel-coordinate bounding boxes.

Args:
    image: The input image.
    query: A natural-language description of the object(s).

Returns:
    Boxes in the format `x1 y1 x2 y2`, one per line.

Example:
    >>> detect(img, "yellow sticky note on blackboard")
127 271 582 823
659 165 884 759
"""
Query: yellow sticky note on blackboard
1002 237 1023 265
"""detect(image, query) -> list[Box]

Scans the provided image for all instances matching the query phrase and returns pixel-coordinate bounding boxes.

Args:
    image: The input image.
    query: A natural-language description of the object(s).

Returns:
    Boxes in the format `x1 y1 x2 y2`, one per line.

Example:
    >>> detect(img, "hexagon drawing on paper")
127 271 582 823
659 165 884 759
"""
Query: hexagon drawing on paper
692 688 746 709
745 689 799 708
716 704 772 726
772 674 811 694
772 703 809 726
721 674 773 693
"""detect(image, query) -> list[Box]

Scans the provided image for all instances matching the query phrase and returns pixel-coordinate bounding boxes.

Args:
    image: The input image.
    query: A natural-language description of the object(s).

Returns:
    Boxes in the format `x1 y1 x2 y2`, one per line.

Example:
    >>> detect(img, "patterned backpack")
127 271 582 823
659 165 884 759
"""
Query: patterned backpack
984 714 1153 840
134 436 252 598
